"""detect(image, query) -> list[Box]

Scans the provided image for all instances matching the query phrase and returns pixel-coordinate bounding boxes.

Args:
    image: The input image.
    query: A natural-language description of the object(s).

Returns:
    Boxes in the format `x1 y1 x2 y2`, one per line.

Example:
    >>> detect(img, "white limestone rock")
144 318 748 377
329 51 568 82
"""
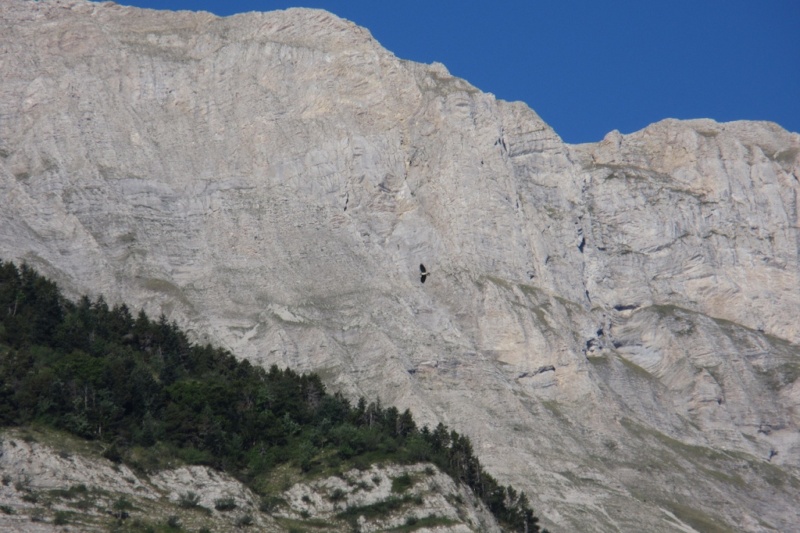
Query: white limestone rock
0 429 496 532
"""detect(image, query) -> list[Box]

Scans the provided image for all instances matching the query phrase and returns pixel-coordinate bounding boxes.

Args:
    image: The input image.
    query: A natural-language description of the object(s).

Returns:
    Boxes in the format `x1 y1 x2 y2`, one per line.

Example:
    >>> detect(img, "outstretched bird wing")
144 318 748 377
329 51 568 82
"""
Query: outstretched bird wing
420 264 426 274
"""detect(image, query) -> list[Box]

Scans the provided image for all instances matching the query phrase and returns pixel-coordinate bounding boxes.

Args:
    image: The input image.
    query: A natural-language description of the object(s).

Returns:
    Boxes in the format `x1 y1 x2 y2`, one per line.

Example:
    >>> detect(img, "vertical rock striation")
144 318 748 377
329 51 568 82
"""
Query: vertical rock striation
1 1 798 530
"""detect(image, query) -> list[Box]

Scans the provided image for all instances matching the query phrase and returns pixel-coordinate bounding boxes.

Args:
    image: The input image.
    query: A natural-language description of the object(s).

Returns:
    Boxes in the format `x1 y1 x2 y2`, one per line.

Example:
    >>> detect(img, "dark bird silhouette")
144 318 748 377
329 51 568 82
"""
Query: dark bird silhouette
420 263 429 283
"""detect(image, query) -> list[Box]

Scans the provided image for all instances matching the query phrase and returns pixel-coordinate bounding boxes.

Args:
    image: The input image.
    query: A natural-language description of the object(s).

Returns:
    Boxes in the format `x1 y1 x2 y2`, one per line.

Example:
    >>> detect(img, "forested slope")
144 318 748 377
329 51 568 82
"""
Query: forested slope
0 259 544 532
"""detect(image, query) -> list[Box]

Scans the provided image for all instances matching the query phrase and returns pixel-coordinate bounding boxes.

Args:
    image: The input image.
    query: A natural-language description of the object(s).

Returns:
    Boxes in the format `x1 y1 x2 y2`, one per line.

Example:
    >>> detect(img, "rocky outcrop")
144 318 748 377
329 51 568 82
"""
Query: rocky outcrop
278 463 502 532
0 428 495 531
0 427 276 532
1 1 799 531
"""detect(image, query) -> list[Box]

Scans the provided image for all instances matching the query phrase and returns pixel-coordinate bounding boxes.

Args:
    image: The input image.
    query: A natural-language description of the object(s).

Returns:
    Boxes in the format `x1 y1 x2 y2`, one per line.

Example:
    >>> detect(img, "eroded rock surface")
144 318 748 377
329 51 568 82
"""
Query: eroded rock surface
1 1 799 531
1 428 490 531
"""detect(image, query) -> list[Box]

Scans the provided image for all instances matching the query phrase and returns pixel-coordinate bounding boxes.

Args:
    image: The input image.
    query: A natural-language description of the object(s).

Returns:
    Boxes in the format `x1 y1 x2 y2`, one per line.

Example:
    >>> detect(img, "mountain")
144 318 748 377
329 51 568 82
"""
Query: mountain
1 1 799 531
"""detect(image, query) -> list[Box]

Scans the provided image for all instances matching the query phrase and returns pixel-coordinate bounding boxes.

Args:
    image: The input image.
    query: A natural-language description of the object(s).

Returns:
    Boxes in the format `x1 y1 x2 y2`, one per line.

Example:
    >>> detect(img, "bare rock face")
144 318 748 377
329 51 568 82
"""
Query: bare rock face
278 463 502 532
1 1 799 531
0 428 278 531
1 428 492 531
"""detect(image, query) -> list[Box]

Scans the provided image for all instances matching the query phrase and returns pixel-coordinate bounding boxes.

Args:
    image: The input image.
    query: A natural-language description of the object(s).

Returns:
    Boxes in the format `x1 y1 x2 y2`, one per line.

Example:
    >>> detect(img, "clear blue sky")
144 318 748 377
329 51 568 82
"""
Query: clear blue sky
107 1 799 144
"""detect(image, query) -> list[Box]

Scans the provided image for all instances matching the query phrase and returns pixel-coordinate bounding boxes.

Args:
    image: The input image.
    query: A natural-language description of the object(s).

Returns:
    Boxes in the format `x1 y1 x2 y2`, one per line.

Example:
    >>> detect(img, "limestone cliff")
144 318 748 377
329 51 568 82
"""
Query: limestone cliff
1 1 798 531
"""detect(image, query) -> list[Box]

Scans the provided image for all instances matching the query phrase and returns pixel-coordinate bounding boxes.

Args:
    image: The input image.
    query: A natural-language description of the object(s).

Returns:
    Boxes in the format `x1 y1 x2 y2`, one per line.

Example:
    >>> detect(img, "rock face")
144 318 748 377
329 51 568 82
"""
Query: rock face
0 427 274 532
1 427 493 531
1 1 799 531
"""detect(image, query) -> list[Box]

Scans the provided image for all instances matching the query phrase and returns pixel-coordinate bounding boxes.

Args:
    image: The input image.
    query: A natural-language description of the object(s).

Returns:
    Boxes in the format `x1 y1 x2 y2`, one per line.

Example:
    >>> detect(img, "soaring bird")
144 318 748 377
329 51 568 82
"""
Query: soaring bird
419 264 429 284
